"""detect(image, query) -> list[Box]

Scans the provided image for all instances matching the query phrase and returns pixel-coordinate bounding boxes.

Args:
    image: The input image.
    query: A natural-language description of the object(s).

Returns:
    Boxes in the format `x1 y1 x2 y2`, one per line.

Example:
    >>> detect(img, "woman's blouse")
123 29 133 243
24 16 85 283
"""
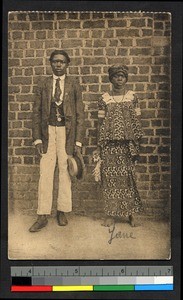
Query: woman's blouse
98 90 144 155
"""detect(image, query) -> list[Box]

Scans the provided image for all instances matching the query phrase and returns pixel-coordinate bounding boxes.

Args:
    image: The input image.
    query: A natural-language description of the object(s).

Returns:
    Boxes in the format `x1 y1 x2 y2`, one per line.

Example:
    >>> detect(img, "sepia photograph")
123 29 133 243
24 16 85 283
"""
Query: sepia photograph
8 11 171 260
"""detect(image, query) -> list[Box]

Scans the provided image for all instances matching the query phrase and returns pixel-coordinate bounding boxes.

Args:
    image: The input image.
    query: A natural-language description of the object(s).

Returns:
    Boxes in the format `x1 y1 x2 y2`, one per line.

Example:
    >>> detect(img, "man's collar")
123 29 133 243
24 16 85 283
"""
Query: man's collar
53 74 66 80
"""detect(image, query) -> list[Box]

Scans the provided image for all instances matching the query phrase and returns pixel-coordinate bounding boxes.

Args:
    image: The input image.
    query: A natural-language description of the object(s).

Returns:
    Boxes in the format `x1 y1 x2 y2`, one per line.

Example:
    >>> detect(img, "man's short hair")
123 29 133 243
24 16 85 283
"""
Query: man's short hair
49 50 70 63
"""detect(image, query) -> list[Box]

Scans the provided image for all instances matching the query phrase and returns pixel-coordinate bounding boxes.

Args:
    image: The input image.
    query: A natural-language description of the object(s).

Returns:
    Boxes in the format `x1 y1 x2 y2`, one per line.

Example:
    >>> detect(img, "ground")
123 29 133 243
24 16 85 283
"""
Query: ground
8 212 170 260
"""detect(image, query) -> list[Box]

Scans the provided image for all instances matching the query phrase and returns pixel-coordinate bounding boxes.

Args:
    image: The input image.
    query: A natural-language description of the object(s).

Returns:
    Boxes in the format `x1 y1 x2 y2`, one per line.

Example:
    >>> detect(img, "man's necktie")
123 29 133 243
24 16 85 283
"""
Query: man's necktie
54 78 61 103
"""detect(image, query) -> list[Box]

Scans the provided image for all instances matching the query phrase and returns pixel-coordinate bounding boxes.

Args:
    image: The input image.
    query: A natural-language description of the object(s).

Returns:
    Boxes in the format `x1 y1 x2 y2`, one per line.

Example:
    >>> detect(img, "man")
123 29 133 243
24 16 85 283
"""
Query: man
29 49 85 232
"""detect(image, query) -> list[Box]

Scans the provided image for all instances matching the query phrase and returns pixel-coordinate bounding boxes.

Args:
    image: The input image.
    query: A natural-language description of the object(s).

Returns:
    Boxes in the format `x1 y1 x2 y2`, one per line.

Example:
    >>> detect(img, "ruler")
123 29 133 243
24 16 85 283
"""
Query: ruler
11 266 173 292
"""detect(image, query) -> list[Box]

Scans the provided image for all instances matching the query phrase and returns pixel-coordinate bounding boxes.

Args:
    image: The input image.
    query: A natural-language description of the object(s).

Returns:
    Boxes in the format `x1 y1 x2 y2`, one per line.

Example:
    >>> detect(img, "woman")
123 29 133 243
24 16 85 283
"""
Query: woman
94 65 144 227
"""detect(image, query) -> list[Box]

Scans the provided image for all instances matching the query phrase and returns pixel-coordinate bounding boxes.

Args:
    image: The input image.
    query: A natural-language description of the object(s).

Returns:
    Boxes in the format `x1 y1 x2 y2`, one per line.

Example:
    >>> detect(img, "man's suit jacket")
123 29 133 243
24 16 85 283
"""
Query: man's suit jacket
32 75 85 155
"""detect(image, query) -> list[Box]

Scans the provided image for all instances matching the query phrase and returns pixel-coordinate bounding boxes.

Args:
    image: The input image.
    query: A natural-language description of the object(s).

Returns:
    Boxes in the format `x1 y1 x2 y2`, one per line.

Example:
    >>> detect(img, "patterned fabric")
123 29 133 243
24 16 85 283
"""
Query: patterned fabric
98 90 144 217
98 91 144 157
101 141 143 217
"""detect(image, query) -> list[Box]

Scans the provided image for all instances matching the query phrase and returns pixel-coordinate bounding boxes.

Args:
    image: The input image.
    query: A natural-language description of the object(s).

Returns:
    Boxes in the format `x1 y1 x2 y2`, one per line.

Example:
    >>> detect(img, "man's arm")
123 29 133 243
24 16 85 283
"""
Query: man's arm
74 78 85 145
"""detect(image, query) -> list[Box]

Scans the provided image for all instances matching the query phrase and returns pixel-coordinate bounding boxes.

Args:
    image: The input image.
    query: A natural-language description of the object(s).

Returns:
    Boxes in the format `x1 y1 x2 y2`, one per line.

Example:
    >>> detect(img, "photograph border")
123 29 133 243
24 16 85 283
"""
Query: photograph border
1 1 182 299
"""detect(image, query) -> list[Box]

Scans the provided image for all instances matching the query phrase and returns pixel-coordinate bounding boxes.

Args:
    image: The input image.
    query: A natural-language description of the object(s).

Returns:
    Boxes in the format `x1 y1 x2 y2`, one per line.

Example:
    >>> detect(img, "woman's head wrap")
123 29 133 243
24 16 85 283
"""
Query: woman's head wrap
108 64 129 82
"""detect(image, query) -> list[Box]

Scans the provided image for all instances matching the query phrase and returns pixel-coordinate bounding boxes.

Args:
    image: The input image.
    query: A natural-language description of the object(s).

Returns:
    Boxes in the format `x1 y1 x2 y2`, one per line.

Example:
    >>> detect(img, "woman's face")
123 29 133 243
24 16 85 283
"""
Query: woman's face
111 72 127 89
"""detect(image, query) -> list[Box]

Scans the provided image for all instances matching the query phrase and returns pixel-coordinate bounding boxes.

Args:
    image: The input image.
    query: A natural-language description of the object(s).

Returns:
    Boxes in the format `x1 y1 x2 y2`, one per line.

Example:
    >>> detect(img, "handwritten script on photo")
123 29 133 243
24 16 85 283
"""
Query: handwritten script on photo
108 223 136 244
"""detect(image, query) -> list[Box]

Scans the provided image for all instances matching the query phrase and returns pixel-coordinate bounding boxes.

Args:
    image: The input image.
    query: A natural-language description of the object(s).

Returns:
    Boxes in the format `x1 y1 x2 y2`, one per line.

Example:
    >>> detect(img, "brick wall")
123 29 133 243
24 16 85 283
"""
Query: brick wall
8 11 171 219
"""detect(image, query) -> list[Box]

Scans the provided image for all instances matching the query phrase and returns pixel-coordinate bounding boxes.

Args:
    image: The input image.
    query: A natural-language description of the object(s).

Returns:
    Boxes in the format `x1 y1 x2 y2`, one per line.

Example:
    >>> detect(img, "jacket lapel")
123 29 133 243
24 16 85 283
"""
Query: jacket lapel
63 76 72 116
46 76 53 115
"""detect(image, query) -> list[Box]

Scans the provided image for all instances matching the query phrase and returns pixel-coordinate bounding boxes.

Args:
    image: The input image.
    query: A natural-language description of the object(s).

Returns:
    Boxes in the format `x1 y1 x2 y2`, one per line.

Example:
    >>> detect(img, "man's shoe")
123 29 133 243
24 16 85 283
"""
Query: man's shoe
29 215 48 232
57 211 68 226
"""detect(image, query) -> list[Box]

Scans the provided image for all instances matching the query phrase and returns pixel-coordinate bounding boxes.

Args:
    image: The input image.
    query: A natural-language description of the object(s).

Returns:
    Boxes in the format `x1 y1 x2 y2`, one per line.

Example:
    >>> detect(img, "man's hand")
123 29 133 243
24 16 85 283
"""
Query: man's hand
74 145 82 154
36 143 44 156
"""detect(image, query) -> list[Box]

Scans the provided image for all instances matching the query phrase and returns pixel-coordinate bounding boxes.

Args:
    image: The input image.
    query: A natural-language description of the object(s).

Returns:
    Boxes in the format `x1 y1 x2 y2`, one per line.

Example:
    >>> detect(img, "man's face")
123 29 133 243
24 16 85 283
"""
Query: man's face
50 54 69 76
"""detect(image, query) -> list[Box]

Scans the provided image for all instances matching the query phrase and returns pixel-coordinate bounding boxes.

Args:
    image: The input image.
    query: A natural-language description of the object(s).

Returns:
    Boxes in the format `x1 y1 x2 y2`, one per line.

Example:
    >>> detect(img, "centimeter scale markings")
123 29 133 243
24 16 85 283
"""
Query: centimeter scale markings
11 266 173 292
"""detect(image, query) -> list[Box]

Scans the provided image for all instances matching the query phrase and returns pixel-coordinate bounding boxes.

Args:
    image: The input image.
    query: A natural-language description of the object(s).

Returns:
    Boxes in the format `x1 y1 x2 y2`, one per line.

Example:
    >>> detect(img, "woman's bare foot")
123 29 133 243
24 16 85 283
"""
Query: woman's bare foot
101 217 115 227
129 215 136 227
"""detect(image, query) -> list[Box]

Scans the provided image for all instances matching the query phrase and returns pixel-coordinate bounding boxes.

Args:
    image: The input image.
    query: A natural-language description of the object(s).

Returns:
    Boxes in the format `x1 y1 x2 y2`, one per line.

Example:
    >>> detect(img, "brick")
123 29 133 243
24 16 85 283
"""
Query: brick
116 29 140 37
12 121 22 129
161 166 170 172
151 75 169 83
143 129 154 136
135 165 147 173
30 41 44 49
93 39 107 47
8 86 20 94
158 146 170 154
83 20 105 28
132 57 152 64
8 112 16 120
79 30 90 38
9 59 20 67
12 31 23 39
138 154 147 164
131 48 152 56
9 130 31 137
118 48 128 56
22 58 43 67
24 32 35 40
80 66 90 75
69 67 79 75
62 39 82 48
24 139 33 146
129 75 149 82
34 67 45 75
36 50 45 57
108 20 126 27
157 110 170 118
160 155 170 163
105 48 116 56
9 22 30 30
149 166 159 173
159 101 170 109
12 157 22 164
94 49 104 56
54 30 65 39
18 112 32 120
11 77 32 85
58 21 80 29
103 30 114 38
136 38 152 46
83 57 106 65
141 146 156 154
151 120 161 127
24 67 33 76
43 13 54 20
91 66 102 74
31 21 53 30
67 30 79 38
92 12 103 19
154 57 170 65
141 29 153 36
92 30 103 38
21 86 31 93
21 103 30 111
150 137 160 144
154 13 170 21
15 147 35 155
154 21 164 30
36 31 46 39
156 128 170 136
108 57 130 65
148 156 159 163
163 120 170 127
119 39 133 47
25 50 34 57
9 103 19 111
12 50 23 58
151 174 160 181
12 139 22 146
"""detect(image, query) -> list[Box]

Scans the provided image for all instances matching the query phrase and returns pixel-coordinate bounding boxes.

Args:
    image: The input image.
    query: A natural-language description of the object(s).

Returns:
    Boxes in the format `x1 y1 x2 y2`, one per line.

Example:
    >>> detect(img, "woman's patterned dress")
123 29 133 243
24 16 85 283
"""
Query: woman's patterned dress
98 91 144 217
